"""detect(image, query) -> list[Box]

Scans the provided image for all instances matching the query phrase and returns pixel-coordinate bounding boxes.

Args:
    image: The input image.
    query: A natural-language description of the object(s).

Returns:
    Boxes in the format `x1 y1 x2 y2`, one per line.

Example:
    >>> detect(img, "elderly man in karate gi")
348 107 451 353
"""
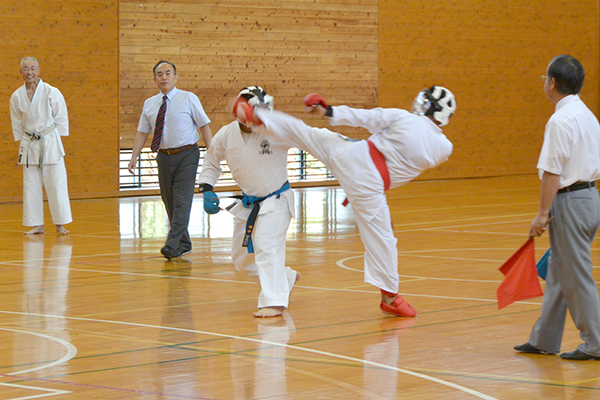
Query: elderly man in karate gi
10 57 72 235
233 86 456 317
198 87 300 318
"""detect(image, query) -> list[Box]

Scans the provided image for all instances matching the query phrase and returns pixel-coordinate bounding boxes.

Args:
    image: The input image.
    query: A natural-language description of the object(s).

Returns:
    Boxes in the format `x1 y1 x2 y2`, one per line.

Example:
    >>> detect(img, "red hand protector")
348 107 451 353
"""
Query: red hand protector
303 93 328 108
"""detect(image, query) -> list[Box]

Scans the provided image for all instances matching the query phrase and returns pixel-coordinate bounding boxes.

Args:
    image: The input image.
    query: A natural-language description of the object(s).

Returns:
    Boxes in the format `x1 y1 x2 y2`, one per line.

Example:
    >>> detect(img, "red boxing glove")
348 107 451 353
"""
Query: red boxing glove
303 93 328 108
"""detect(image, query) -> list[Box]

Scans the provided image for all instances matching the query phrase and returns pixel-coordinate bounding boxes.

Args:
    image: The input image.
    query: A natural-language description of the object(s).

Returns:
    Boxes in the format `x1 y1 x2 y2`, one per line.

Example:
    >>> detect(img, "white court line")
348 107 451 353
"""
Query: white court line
0 382 71 399
336 255 506 280
391 202 537 215
0 310 498 400
393 213 534 228
395 219 533 234
0 328 78 375
335 255 546 305
294 284 545 305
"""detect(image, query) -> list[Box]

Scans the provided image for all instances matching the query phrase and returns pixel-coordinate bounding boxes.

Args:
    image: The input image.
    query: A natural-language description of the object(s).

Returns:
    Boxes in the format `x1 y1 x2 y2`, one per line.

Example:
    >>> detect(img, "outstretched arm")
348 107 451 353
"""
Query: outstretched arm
328 106 405 135
304 93 402 134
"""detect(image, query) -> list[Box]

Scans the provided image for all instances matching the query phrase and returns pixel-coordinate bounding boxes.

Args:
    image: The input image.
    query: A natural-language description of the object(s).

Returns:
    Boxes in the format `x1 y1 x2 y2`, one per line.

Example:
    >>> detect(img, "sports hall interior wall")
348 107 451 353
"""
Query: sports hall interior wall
0 0 598 203
0 0 119 202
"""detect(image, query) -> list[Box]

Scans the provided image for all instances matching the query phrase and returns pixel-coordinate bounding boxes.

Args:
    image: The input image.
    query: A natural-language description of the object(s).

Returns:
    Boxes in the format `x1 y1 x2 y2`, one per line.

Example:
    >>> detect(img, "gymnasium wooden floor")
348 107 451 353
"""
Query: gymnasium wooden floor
0 175 599 400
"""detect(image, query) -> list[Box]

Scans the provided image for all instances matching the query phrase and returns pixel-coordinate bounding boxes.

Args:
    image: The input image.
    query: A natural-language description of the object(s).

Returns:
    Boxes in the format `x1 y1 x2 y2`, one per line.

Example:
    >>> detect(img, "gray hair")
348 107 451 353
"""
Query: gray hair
20 57 39 68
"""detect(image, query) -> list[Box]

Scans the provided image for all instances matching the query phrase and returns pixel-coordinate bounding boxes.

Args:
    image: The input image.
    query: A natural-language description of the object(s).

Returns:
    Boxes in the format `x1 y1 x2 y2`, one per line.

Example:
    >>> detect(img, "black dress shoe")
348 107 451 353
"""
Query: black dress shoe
560 349 600 360
514 343 549 354
161 245 182 260
179 248 192 256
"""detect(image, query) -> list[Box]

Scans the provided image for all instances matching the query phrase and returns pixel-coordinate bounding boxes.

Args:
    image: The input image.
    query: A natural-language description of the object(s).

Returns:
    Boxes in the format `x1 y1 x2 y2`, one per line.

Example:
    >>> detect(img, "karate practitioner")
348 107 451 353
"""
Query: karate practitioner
198 87 299 318
233 87 455 317
10 57 72 235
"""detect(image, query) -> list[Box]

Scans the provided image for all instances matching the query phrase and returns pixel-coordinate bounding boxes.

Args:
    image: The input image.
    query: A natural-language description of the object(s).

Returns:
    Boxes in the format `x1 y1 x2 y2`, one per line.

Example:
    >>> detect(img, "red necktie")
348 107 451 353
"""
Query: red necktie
151 95 168 152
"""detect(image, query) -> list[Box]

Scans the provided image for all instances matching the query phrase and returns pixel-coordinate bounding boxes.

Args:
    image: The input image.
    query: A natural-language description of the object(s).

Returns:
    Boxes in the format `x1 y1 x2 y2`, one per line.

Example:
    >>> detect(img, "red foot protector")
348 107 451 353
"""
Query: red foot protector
303 93 329 108
380 293 417 317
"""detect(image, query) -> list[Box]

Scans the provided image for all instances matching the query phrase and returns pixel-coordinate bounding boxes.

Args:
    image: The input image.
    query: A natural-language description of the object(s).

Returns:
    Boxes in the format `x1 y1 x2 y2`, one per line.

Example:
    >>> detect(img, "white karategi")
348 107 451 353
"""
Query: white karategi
255 107 452 293
198 121 298 308
10 79 72 227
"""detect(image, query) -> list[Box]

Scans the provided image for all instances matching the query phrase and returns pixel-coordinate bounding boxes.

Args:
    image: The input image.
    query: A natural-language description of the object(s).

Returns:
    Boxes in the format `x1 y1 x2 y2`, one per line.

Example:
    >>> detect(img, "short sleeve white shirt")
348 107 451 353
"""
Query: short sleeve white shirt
137 87 211 149
537 95 600 188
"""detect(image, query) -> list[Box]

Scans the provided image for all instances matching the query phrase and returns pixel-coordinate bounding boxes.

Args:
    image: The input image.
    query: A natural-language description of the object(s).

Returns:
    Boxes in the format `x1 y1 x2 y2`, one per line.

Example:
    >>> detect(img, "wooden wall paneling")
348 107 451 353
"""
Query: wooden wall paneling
119 0 379 148
0 0 120 203
2 1 597 203
379 0 599 179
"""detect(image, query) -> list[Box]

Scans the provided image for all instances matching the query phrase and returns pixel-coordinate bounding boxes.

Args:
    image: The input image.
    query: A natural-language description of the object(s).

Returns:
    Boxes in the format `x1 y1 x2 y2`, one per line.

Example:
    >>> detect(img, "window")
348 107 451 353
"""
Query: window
119 148 334 190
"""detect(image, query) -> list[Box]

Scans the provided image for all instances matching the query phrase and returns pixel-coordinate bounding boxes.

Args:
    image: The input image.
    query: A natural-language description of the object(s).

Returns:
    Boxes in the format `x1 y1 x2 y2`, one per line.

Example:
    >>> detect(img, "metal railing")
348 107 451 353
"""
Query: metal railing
119 147 334 190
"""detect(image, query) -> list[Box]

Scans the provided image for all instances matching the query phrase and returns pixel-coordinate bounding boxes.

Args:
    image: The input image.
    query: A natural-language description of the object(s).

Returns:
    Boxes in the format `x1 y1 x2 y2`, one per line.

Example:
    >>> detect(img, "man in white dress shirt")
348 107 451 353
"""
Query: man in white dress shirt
515 55 600 360
233 86 455 318
129 61 212 260
199 87 299 317
10 57 72 235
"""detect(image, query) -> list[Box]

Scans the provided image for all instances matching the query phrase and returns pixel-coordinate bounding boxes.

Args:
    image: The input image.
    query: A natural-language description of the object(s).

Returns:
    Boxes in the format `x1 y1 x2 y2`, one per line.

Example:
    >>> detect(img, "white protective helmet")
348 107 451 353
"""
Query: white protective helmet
411 86 456 127
237 86 274 111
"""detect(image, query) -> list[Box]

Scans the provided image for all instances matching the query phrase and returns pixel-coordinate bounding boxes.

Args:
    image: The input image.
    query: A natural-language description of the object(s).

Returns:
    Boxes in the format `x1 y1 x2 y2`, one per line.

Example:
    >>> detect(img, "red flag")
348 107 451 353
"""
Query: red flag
497 238 544 309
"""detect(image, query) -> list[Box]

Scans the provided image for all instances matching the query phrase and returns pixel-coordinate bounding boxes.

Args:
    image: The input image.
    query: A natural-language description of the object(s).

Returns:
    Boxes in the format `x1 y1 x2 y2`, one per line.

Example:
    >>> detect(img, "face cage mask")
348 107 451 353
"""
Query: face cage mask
411 90 432 116
239 87 274 111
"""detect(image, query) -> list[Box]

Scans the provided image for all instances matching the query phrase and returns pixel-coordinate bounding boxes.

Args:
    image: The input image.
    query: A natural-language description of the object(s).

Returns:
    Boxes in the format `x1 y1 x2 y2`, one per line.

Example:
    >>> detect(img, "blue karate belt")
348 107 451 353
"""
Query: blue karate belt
241 181 290 253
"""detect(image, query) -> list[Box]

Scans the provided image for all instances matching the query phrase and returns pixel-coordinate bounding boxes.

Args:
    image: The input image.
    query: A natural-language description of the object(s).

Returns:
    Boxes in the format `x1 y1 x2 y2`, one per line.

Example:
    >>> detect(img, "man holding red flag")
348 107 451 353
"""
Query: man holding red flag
514 55 600 360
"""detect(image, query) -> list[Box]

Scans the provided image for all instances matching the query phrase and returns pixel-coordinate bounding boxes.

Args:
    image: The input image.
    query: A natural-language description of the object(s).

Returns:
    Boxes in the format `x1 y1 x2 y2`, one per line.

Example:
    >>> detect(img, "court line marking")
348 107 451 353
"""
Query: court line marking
0 262 545 305
334 255 544 306
0 310 497 400
0 382 71 399
392 214 534 228
0 252 551 306
0 328 78 376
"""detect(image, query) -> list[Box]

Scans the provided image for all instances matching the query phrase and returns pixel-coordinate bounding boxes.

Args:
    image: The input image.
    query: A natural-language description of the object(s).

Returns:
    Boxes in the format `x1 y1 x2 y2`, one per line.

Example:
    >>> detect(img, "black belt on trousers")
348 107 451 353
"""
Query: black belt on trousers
557 181 596 194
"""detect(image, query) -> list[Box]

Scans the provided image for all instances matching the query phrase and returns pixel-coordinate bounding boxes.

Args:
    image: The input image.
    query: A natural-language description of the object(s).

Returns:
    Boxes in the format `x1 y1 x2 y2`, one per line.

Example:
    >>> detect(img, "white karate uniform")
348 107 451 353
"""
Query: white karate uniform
255 107 452 293
198 121 297 308
10 79 72 226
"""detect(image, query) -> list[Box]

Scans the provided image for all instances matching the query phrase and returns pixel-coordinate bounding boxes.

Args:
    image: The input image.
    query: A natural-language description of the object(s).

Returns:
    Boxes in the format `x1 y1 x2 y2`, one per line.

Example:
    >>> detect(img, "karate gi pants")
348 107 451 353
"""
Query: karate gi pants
256 109 400 293
230 195 298 309
23 158 72 227
528 187 600 356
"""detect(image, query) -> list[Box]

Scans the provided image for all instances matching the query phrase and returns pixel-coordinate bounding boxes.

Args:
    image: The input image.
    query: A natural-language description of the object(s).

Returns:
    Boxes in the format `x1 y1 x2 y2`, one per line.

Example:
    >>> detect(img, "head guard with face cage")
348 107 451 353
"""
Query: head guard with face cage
237 86 274 111
411 86 456 127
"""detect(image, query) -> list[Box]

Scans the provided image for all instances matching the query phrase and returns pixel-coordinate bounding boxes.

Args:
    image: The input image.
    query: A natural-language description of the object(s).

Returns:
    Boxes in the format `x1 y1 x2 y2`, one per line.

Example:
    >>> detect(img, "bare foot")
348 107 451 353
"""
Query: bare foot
55 225 70 235
24 226 44 235
253 306 284 318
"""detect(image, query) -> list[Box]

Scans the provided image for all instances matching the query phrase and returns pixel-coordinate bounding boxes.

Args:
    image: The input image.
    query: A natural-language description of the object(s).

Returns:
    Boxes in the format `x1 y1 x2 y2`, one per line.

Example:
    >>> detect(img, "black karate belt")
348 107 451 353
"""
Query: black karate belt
557 181 596 194
241 181 291 253
242 200 262 252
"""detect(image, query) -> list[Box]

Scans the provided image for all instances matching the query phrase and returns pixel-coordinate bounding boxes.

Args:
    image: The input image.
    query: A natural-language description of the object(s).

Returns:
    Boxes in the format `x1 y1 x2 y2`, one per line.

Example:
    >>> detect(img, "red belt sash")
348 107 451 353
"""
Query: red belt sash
342 140 390 207
368 140 390 191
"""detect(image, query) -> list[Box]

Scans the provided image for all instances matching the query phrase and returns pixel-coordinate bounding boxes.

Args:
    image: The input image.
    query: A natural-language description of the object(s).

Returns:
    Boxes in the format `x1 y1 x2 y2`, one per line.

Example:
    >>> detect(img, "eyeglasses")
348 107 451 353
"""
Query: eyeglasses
541 75 550 81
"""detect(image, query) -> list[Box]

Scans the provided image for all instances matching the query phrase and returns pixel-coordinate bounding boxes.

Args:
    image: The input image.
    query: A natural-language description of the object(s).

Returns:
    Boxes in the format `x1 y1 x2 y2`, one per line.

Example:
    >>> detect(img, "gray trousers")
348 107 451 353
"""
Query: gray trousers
529 186 600 356
156 144 199 251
